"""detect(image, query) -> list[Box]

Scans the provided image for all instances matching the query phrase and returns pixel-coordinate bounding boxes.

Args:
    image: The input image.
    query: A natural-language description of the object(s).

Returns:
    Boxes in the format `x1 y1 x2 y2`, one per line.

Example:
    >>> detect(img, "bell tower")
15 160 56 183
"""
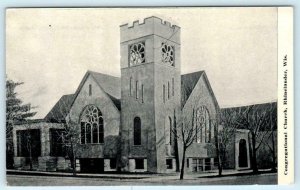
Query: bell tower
120 16 181 173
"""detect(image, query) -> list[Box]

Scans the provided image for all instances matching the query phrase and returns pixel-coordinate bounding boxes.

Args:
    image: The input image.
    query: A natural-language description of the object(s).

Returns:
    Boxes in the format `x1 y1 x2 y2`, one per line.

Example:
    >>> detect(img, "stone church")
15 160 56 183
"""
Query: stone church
11 16 276 173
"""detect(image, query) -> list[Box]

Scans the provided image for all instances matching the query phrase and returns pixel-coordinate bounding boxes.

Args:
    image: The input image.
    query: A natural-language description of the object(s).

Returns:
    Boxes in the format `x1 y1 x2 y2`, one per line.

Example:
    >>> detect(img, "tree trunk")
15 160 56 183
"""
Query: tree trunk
71 142 76 176
173 111 180 172
180 147 186 180
29 144 33 170
251 133 258 173
214 124 222 176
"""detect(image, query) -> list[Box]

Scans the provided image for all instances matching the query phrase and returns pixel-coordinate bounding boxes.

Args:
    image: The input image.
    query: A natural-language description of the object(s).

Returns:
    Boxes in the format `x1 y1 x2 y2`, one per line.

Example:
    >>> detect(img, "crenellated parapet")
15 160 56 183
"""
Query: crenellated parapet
120 16 180 43
120 16 180 30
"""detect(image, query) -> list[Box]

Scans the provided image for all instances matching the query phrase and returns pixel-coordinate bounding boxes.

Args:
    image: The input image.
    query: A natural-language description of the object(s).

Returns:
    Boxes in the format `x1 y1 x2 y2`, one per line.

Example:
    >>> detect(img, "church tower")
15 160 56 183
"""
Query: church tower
120 17 181 173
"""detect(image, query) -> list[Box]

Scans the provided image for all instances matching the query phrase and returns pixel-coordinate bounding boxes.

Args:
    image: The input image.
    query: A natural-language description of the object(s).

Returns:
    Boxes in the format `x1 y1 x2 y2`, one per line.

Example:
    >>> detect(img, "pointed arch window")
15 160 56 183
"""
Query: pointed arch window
134 117 141 145
80 105 104 144
195 106 211 143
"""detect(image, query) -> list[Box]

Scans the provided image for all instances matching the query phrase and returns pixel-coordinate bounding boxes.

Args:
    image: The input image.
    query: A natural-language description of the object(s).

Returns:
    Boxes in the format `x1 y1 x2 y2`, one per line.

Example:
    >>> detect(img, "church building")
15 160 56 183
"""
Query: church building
11 16 275 173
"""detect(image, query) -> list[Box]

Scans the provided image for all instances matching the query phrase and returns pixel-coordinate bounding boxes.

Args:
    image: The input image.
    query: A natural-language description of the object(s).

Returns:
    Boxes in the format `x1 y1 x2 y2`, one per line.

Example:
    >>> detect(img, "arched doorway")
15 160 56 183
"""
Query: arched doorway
238 139 248 167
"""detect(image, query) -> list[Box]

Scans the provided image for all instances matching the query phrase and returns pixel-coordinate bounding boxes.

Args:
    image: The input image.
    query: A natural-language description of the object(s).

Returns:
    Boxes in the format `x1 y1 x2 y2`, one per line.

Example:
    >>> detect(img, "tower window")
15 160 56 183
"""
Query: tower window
130 78 132 96
162 43 175 67
172 78 174 96
163 85 166 103
89 84 92 96
135 81 139 99
168 81 170 99
129 42 145 66
134 117 141 145
141 84 144 103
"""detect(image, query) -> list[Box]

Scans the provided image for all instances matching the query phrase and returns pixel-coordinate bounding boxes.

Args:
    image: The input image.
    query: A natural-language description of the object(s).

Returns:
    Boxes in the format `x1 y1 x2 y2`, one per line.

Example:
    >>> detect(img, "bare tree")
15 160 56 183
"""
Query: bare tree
63 119 81 175
45 95 81 175
263 103 277 172
172 107 201 180
214 109 237 176
233 103 276 173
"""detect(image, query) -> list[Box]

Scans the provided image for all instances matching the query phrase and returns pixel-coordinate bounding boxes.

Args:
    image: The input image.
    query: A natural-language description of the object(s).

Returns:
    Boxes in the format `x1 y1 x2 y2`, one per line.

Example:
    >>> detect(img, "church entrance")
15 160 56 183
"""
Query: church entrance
80 158 104 173
238 139 248 168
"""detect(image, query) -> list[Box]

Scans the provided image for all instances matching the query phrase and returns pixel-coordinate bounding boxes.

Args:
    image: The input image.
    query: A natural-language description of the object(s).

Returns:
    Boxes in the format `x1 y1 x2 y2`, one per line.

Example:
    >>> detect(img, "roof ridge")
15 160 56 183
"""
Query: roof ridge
181 70 204 76
221 101 277 109
88 70 120 79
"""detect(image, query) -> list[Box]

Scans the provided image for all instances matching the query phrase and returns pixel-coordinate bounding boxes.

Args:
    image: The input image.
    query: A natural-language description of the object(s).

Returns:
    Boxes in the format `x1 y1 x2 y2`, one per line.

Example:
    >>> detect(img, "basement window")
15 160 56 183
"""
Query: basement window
110 158 117 169
135 159 144 169
166 159 173 169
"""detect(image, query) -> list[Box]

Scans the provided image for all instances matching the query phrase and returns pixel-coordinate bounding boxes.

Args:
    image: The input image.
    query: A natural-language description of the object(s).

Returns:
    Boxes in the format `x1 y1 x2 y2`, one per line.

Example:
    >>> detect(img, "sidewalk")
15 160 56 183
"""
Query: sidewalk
7 168 275 180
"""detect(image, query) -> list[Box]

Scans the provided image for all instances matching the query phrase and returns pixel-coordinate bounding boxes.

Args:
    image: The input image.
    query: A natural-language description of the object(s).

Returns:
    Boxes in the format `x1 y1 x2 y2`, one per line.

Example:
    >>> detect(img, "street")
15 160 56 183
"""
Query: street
7 173 277 186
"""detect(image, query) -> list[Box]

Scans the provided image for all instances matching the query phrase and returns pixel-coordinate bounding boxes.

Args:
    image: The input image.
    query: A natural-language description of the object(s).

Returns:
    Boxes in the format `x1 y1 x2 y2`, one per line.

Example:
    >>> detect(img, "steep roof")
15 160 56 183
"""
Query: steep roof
44 71 122 122
89 71 121 99
181 71 204 107
221 102 277 112
44 94 75 123
69 71 121 111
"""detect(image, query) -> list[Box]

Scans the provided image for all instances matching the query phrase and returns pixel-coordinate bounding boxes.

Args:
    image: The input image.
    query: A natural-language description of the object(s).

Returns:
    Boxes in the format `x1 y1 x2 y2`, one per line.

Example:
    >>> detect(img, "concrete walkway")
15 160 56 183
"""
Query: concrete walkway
7 168 275 180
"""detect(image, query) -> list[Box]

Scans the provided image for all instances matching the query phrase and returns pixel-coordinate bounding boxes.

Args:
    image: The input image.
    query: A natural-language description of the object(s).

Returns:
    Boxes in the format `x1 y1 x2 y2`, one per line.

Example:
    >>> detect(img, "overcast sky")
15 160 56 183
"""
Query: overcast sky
6 8 278 119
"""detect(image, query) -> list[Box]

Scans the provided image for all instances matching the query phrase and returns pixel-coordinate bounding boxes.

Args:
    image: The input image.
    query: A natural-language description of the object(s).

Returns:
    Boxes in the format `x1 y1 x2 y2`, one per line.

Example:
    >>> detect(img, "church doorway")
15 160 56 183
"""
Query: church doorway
80 158 104 173
238 139 248 168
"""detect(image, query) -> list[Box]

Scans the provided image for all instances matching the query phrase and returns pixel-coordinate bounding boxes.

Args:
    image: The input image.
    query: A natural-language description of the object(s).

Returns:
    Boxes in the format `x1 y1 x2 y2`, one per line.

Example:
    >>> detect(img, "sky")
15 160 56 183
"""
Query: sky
6 8 278 119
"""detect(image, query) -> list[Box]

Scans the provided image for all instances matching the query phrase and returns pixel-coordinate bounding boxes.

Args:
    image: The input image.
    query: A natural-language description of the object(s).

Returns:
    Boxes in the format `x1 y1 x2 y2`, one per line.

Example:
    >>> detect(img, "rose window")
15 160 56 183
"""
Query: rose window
129 42 145 66
162 43 175 66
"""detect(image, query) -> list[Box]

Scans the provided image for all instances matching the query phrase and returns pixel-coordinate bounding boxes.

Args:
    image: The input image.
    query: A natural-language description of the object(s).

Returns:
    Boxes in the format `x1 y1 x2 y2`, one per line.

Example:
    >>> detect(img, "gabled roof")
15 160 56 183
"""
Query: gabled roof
69 71 121 111
44 71 121 123
181 70 220 112
181 71 204 107
89 71 121 99
44 94 75 123
221 102 277 113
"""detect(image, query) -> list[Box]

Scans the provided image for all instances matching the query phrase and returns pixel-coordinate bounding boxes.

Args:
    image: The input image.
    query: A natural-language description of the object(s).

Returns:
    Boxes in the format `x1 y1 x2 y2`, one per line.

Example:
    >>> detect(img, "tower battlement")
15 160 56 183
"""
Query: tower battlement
120 16 181 43
120 16 180 30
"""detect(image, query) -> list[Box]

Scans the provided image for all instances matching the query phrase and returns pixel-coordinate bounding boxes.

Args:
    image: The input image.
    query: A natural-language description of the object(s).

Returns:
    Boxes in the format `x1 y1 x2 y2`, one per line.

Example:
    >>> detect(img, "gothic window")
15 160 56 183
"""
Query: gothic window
162 43 175 66
89 84 92 96
165 117 172 145
168 81 170 99
80 105 104 144
134 117 141 145
129 42 145 66
172 78 174 96
130 77 133 96
135 80 139 99
163 85 166 103
141 84 144 103
195 106 211 143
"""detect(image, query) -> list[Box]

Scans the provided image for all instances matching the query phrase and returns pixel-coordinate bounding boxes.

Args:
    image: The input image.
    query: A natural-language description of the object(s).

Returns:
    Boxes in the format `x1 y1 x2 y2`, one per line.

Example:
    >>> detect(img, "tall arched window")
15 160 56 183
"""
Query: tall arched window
80 105 104 144
165 117 172 145
134 117 141 145
195 106 211 143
